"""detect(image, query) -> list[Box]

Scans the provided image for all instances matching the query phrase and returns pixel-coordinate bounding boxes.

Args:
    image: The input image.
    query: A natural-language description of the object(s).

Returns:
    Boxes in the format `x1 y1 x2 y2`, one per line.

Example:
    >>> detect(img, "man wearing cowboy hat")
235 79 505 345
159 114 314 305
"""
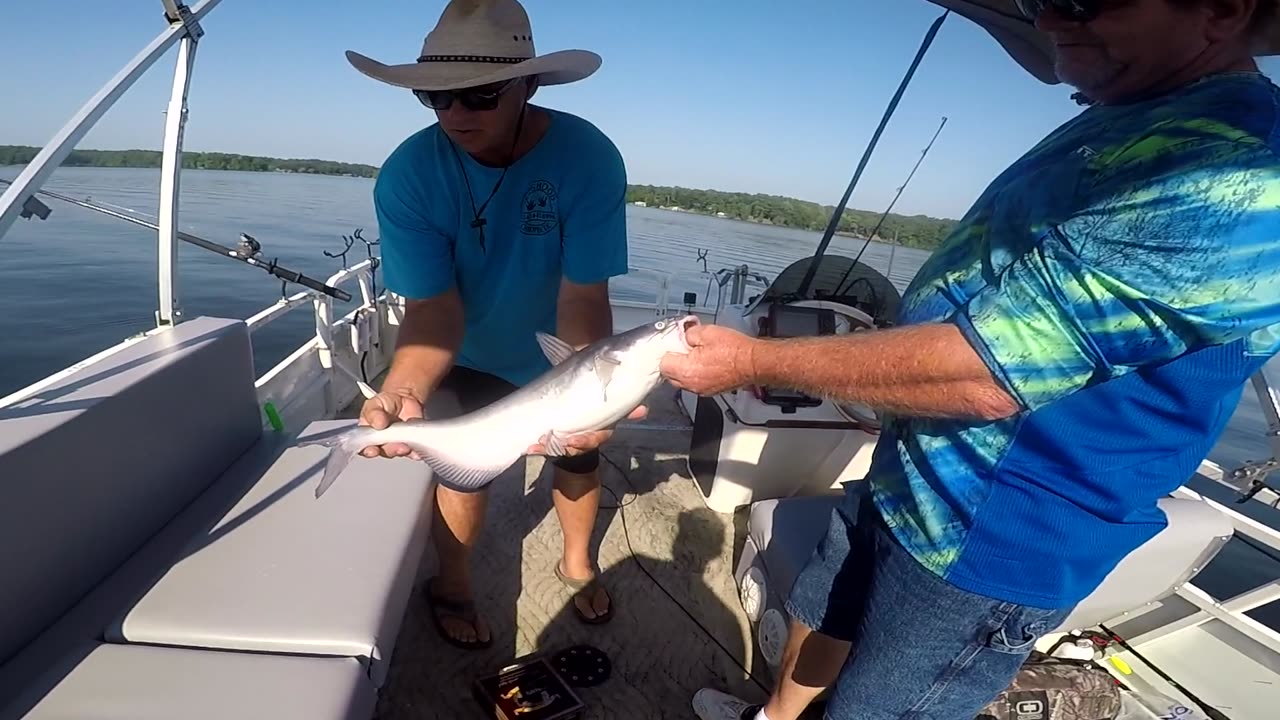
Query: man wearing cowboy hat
674 1 1280 719
346 0 633 649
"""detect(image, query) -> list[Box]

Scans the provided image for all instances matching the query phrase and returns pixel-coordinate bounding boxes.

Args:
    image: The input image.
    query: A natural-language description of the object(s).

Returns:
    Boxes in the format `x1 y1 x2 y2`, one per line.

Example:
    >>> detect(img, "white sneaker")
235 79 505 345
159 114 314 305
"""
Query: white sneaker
692 688 761 720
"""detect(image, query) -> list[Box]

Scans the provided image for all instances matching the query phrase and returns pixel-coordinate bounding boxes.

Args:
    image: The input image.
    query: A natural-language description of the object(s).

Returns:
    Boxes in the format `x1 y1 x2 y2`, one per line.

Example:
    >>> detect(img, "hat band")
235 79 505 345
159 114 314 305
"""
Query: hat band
417 54 529 64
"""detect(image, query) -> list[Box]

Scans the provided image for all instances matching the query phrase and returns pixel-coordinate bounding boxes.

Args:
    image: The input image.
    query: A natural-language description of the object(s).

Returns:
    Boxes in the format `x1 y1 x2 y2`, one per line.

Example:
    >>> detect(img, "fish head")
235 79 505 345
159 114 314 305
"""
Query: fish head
597 314 700 382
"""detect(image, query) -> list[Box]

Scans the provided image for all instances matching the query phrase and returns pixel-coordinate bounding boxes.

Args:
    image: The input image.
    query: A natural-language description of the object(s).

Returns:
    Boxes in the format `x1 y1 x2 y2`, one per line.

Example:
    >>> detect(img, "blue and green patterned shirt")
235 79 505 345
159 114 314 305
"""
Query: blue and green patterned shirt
871 71 1280 609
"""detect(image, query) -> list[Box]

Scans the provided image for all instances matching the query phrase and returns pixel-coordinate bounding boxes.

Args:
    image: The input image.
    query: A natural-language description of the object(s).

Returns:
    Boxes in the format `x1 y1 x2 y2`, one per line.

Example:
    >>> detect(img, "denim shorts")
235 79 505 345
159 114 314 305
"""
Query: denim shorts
784 483 1076 720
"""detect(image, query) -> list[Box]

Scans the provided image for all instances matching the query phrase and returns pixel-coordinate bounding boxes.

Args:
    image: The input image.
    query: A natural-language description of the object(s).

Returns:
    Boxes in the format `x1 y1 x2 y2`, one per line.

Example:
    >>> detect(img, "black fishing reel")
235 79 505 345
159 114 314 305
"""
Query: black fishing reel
1233 458 1279 505
232 233 262 260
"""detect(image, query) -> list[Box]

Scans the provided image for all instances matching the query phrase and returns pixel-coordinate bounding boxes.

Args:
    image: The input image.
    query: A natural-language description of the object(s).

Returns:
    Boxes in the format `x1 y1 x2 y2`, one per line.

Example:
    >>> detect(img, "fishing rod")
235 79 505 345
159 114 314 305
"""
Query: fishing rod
829 114 952 297
1094 625 1231 720
832 115 948 298
0 178 351 302
855 115 947 266
794 8 950 299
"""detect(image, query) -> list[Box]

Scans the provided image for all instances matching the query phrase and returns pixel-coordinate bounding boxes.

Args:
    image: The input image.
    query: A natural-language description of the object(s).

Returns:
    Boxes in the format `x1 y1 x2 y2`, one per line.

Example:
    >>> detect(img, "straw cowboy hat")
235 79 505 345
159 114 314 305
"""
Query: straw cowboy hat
925 0 1280 85
345 0 601 91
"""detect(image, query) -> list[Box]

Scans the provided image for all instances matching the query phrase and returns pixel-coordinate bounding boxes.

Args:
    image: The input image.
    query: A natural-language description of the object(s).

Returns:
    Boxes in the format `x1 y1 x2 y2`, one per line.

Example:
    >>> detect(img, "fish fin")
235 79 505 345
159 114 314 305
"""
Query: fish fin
543 430 571 457
314 449 353 499
535 332 576 366
408 445 521 492
593 353 621 401
297 426 376 499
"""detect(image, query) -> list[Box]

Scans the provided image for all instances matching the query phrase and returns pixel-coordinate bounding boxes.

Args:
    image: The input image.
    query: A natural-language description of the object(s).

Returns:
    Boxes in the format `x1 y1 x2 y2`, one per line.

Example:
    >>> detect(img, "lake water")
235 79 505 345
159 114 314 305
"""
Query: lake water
1 167 1271 474
2 165 1278 629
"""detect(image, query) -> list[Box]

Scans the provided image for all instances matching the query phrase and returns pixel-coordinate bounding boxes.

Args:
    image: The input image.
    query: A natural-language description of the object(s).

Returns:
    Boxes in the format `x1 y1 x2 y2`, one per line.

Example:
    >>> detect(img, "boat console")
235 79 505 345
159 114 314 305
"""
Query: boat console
682 254 899 513
755 303 838 412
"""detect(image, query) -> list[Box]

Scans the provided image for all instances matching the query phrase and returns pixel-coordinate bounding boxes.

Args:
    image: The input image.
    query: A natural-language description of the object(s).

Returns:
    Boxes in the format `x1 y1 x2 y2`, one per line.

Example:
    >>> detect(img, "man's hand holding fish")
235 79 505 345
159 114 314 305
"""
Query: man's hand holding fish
357 389 426 460
659 320 1019 421
657 324 758 397
526 405 648 457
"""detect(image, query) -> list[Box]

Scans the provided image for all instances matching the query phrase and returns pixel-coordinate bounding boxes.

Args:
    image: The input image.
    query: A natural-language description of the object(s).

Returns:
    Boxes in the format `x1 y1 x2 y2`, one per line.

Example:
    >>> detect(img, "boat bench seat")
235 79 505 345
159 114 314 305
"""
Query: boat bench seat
0 316 434 720
104 418 433 689
737 489 1233 668
13 643 375 720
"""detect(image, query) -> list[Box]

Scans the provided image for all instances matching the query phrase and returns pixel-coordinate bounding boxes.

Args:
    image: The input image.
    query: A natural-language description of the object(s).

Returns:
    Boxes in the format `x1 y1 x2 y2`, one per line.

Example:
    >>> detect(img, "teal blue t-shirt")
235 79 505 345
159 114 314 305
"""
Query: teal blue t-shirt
373 107 629 386
871 72 1280 610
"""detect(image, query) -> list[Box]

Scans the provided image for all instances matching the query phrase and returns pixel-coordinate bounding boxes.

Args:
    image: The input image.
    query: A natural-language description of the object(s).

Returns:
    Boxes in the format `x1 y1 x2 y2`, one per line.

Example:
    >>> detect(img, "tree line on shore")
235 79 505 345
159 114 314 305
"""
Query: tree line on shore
0 145 378 178
1 145 957 250
625 184 957 250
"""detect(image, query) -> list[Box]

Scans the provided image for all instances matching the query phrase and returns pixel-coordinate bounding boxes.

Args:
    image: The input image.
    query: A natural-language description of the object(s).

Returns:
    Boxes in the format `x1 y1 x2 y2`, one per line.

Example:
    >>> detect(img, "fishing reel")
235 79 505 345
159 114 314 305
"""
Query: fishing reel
1232 458 1279 505
232 233 262 260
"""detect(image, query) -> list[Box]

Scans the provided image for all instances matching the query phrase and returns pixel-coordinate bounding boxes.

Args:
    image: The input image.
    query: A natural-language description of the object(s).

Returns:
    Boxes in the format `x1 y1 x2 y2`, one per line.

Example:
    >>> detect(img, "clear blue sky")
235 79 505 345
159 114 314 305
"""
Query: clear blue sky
4 0 1279 219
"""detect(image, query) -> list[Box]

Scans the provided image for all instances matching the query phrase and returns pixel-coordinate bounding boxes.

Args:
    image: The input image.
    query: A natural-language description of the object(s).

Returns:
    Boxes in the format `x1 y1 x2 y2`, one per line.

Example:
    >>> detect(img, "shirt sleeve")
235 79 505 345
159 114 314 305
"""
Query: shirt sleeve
373 154 456 300
559 131 629 285
952 136 1280 413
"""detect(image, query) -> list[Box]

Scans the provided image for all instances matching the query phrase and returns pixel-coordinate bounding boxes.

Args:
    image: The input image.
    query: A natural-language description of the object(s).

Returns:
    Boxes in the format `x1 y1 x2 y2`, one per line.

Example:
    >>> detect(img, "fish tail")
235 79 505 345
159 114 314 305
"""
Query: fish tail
298 426 377 499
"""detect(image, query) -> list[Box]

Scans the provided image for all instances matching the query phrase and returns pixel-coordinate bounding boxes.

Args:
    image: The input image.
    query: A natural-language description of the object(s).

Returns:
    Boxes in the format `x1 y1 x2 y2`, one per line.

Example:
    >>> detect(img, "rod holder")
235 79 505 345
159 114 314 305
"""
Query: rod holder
20 196 51 221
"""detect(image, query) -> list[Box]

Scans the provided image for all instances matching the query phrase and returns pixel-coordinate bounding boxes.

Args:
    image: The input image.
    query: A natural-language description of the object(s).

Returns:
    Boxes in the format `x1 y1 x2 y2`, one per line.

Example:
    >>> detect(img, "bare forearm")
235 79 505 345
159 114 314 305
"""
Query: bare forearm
750 323 1020 420
557 281 613 349
380 291 464 402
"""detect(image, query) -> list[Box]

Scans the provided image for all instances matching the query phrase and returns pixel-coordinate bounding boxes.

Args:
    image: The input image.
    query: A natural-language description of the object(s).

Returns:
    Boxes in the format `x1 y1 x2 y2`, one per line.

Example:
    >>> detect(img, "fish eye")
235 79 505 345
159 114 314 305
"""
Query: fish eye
655 321 666 329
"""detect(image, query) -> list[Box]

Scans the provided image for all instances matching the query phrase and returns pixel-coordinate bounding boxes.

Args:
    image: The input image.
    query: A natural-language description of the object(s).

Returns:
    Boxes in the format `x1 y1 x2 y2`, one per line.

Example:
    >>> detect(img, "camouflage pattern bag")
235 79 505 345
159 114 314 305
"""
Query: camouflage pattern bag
977 652 1122 720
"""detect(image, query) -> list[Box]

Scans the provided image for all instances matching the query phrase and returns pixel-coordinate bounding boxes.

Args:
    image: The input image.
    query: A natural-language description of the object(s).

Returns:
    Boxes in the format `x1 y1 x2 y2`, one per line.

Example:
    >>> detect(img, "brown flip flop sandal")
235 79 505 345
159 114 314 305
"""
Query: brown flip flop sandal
425 577 493 650
555 562 614 625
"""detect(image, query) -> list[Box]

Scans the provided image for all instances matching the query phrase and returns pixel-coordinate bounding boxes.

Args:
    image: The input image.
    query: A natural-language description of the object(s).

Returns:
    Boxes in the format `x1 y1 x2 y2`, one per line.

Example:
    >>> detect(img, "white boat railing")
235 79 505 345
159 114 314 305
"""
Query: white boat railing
1113 484 1280 657
313 260 380 383
251 259 387 429
155 0 204 327
616 265 771 319
1253 366 1280 466
244 259 378 335
244 290 323 333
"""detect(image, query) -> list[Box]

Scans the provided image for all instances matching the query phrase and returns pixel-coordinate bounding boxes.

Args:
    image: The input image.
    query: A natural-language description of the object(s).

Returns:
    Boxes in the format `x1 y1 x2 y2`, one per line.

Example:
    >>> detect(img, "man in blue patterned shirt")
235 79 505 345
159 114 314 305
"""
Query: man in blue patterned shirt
672 2 1280 719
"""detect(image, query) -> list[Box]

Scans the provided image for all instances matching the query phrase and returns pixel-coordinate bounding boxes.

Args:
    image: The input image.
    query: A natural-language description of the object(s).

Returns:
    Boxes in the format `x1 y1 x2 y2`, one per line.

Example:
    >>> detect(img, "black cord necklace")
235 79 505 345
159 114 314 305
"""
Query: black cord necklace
448 102 528 254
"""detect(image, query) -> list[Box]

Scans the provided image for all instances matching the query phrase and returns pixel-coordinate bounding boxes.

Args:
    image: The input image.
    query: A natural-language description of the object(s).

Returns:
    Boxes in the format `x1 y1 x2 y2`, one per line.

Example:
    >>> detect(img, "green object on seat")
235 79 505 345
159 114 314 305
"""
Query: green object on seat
263 402 284 432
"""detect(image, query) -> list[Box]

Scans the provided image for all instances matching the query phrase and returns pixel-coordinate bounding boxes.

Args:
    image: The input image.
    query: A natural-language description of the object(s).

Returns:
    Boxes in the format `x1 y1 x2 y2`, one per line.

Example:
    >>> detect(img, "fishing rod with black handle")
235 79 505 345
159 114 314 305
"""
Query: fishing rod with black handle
0 178 351 302
1094 624 1232 720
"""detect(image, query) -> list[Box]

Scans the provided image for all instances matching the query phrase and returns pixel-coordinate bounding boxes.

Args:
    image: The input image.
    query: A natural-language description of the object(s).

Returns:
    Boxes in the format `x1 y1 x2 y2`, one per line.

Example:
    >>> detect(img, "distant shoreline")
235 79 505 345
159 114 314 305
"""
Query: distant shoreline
0 145 958 250
627 202 872 241
0 145 377 178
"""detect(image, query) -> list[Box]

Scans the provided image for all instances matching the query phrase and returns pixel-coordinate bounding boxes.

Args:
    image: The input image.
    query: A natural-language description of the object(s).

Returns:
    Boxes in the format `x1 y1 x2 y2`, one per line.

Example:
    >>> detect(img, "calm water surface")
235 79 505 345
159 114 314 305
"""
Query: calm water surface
2 165 1278 625
1 167 1269 472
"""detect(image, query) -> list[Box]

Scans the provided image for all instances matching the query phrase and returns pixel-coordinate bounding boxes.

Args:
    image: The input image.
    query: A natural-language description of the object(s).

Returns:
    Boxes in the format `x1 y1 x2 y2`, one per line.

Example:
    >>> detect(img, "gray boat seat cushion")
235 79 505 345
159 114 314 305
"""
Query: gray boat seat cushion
746 494 1231 630
0 435 291 706
9 643 375 720
108 419 435 688
0 317 262 667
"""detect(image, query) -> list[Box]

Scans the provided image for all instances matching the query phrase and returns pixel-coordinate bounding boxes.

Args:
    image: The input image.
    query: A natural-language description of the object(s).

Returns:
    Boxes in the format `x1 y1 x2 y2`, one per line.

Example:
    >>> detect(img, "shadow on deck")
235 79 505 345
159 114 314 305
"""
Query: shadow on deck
340 386 773 719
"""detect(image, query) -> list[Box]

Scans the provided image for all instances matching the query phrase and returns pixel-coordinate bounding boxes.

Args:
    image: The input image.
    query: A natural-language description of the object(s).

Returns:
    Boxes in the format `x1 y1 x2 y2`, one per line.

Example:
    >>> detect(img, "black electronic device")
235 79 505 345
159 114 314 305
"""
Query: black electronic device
756 304 838 413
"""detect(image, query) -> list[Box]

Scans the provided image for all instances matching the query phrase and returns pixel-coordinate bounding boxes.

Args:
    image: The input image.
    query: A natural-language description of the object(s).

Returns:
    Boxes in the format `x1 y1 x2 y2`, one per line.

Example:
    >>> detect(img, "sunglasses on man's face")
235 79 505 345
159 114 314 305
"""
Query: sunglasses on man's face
414 79 520 112
1015 0 1109 23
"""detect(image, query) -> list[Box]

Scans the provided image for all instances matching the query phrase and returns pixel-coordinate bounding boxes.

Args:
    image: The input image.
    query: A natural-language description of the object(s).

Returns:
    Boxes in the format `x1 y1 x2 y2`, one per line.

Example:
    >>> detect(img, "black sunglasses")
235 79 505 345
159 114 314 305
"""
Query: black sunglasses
414 78 521 112
1015 0 1106 23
